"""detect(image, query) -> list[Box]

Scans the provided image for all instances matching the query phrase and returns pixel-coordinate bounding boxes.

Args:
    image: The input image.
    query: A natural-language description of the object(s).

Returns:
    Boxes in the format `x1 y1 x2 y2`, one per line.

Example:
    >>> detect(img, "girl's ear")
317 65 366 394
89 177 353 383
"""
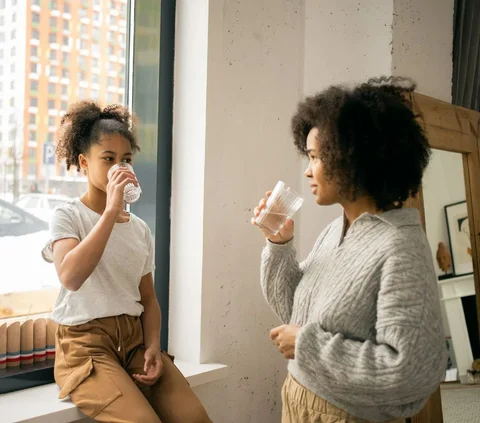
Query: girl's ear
79 153 88 175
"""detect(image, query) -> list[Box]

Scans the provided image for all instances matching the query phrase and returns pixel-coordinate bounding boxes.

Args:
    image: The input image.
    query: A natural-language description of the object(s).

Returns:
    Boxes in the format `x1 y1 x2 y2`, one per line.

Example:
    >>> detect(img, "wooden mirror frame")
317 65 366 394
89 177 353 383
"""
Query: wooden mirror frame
405 93 480 423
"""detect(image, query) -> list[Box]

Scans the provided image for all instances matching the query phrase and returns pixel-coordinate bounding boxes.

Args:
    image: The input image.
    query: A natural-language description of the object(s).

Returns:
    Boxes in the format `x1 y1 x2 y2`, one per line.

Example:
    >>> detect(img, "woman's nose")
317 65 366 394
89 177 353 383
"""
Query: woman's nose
304 164 312 178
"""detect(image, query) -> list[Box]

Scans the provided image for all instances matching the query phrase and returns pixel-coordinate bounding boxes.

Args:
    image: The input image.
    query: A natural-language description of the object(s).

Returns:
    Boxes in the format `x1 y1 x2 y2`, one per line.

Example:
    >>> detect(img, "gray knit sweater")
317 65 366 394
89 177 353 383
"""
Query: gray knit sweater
261 208 447 422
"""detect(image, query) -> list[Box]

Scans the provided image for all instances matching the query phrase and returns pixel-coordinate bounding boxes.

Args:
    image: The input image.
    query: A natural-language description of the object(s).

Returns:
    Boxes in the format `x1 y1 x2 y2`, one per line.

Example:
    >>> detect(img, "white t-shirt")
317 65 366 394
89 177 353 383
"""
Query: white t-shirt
42 198 155 326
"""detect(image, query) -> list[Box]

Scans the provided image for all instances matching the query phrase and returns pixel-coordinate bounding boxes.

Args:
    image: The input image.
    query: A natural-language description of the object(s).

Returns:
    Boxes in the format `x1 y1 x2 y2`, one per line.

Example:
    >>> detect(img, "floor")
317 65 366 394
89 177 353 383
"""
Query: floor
441 383 480 423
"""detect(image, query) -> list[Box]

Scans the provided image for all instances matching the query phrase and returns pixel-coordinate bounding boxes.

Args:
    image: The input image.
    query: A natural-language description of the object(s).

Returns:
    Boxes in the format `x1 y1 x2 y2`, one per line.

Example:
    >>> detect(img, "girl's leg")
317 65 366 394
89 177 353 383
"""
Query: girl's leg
126 348 212 423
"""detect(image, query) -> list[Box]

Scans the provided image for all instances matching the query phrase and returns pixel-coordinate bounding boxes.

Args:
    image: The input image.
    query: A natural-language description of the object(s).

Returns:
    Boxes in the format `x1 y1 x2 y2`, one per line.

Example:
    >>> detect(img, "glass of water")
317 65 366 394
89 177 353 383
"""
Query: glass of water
255 181 303 236
107 163 142 204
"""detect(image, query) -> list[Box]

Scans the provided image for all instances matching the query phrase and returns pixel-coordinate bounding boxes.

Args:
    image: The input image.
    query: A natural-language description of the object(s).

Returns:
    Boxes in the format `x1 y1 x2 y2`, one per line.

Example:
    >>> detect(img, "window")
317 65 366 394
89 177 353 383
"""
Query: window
28 164 37 176
93 28 100 41
109 45 115 55
108 77 115 87
0 50 3 59
0 0 133 395
0 204 25 227
109 15 116 25
12 13 16 23
10 63 14 73
10 29 16 40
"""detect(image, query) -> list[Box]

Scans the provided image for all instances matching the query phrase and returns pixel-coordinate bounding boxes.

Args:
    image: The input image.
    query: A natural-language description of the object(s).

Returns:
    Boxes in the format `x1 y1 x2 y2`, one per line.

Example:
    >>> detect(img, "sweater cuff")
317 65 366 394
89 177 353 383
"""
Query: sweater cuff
265 237 295 252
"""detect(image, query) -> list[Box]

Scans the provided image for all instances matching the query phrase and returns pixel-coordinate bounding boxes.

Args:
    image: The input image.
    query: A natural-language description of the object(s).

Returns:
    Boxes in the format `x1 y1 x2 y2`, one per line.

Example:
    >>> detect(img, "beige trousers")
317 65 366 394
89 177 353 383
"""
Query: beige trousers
281 374 405 423
54 314 212 423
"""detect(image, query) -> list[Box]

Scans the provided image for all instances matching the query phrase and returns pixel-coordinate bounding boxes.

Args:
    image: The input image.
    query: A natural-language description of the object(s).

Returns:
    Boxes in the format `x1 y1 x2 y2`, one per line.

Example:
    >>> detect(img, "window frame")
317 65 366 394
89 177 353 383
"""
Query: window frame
0 0 175 394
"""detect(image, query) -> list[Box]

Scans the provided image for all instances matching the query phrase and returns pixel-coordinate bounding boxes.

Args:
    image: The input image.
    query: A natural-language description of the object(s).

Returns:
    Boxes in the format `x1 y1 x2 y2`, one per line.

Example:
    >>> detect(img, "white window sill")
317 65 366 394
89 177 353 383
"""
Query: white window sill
1 361 227 423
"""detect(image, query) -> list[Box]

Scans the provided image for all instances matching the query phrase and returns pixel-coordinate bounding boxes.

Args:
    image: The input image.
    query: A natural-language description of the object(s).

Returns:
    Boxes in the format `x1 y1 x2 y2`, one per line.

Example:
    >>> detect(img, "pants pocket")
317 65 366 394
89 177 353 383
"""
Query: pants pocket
58 356 122 418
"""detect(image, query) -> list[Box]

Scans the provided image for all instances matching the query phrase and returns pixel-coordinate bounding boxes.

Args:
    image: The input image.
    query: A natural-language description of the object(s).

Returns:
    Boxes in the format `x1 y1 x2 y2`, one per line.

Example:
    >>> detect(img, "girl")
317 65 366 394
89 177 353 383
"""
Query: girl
252 78 447 423
42 101 211 423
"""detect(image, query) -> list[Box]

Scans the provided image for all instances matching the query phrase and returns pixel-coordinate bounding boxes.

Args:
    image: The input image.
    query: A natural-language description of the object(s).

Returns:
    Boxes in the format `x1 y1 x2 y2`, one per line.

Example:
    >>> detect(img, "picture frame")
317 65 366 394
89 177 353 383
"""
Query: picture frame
445 200 474 277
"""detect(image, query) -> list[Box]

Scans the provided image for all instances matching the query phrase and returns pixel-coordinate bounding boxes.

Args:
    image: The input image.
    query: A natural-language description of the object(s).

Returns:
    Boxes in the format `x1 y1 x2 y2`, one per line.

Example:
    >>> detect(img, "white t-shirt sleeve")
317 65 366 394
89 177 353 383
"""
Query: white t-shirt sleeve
142 225 155 277
41 205 80 263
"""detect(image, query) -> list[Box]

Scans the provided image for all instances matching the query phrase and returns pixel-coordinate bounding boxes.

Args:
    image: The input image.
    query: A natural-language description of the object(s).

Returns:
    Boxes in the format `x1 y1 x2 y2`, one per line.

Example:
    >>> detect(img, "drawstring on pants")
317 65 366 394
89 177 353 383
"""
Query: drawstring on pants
115 316 122 352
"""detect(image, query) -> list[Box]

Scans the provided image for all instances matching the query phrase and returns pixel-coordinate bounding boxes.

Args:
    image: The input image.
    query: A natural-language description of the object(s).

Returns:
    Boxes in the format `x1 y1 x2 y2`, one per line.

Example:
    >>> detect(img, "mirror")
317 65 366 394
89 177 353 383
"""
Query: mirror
423 149 480 421
405 93 480 423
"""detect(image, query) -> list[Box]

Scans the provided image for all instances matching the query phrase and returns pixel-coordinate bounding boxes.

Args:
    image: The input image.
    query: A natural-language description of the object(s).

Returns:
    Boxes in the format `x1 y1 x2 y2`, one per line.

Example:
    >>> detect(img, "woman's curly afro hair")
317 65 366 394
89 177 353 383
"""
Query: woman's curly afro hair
56 101 139 171
291 76 431 210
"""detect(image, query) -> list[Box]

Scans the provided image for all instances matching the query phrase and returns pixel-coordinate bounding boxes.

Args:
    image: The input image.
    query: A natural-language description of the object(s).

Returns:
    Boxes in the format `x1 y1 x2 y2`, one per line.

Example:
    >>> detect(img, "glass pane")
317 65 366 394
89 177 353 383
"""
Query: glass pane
0 0 130 319
422 150 477 386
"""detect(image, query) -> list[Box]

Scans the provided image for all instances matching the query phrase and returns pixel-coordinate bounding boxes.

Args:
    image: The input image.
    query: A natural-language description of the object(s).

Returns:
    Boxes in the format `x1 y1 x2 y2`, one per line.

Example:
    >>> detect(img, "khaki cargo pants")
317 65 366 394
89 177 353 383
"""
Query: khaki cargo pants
55 314 212 423
282 374 405 423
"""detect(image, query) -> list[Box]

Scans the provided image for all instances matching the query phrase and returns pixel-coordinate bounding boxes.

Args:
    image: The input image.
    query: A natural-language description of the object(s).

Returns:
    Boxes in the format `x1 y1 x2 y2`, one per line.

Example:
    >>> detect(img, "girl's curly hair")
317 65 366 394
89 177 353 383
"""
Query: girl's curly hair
56 101 140 171
291 76 430 210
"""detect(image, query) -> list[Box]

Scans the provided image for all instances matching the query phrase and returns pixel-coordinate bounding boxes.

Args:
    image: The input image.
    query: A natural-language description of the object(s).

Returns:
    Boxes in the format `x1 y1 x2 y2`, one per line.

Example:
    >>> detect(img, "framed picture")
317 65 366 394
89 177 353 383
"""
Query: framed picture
445 201 473 277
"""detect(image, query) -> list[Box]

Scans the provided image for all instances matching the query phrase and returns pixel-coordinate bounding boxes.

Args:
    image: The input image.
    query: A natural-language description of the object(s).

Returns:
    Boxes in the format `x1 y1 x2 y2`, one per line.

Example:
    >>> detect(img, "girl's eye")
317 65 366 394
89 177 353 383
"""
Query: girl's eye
122 158 132 164
104 157 114 162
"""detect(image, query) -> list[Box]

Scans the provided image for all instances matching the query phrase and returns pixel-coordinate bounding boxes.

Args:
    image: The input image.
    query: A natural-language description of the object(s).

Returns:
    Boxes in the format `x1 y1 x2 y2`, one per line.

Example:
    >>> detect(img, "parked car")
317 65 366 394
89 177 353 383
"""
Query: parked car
15 193 71 222
0 199 48 237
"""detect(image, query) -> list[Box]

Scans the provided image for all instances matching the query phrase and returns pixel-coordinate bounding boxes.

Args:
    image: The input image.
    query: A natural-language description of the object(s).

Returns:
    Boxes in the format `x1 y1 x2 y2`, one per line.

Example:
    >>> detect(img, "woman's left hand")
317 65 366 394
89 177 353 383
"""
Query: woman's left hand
133 347 164 386
270 324 301 359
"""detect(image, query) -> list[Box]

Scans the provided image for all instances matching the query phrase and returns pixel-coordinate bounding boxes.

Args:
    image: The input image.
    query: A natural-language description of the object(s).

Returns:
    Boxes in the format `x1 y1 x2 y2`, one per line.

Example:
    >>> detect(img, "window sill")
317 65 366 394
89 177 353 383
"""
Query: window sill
0 361 228 423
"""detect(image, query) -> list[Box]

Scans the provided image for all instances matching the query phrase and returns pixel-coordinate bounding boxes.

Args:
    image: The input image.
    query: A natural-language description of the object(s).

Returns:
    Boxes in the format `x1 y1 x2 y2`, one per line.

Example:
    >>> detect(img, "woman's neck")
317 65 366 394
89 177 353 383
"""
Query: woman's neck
342 196 381 227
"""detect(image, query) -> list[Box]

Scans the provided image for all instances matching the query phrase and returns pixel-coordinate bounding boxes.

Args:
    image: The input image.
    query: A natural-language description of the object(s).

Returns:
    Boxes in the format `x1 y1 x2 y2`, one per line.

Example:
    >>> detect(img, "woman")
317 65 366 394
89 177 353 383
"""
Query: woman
252 77 447 422
42 101 211 423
